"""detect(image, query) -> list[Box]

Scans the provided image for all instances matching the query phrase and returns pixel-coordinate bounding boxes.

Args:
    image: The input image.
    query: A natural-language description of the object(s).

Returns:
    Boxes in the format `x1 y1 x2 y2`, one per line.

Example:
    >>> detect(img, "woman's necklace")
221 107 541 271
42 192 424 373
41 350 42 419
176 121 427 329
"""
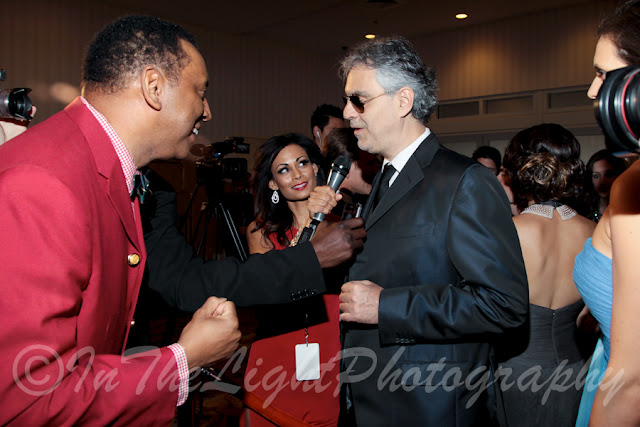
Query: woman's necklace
290 218 310 247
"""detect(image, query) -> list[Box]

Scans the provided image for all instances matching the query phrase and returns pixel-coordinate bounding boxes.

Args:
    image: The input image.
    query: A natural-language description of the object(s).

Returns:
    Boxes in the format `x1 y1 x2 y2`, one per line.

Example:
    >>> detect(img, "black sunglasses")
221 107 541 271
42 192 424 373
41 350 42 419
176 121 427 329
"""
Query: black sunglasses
342 93 387 113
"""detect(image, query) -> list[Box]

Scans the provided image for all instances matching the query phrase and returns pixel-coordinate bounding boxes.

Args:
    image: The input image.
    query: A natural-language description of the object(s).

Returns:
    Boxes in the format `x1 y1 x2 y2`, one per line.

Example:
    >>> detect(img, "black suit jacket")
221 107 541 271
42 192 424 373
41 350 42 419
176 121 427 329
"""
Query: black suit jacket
140 171 326 313
342 134 528 426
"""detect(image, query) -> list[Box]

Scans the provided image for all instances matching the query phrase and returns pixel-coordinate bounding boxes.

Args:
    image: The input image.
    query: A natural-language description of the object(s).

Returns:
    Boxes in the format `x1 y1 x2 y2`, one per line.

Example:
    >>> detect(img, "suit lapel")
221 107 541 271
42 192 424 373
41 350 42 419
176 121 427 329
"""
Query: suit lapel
107 171 140 250
64 98 141 251
364 134 441 230
365 161 422 230
361 168 384 222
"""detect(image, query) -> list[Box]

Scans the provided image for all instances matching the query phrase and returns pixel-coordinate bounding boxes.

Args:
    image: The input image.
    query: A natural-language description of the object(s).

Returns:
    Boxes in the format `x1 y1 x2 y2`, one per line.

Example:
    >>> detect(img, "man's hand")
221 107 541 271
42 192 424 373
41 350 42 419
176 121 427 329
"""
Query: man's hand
339 280 382 324
310 217 365 268
177 296 241 369
307 185 342 219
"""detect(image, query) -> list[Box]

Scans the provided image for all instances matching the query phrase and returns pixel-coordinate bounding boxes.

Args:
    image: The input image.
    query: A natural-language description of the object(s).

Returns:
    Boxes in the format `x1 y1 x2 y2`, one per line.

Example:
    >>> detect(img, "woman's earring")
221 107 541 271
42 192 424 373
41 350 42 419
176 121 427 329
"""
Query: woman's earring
271 190 280 204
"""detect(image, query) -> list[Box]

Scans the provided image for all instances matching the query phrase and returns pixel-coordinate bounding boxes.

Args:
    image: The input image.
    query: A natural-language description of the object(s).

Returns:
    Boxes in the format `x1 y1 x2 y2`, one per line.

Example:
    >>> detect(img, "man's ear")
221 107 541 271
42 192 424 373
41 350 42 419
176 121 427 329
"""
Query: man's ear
268 179 279 191
140 66 164 111
397 87 414 118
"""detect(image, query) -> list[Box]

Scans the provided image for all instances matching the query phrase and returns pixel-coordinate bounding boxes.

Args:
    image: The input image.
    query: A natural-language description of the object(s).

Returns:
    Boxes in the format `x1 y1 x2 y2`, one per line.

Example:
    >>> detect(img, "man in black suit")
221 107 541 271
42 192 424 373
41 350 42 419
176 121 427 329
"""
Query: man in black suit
309 36 528 425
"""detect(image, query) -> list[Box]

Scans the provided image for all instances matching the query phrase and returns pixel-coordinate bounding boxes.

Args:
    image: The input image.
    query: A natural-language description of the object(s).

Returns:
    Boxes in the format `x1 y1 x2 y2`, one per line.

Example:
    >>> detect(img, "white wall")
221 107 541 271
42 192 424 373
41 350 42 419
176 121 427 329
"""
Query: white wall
414 0 615 100
1 0 616 159
0 0 343 146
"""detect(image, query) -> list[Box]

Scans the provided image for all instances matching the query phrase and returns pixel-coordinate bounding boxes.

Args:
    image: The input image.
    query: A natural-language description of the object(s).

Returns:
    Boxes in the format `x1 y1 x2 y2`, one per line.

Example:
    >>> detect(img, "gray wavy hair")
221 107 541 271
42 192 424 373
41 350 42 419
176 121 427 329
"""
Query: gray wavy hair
339 36 438 125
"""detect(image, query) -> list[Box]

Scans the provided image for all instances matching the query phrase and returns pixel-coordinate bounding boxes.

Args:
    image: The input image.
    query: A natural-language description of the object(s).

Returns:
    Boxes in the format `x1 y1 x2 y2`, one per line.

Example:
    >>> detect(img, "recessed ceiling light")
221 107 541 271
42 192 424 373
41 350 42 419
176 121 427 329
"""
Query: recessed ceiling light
456 13 468 20
365 33 376 39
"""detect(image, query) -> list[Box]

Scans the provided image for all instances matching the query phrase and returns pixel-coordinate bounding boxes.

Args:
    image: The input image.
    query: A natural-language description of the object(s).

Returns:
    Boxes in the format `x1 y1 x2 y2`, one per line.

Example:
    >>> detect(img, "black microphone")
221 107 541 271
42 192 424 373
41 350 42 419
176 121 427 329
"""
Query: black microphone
313 155 352 222
296 155 352 244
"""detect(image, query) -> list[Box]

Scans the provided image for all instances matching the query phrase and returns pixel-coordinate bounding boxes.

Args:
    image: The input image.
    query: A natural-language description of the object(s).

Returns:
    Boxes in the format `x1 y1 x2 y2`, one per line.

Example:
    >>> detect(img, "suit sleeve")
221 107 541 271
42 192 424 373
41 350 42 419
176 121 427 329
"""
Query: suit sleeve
143 177 326 313
378 164 528 344
0 167 178 426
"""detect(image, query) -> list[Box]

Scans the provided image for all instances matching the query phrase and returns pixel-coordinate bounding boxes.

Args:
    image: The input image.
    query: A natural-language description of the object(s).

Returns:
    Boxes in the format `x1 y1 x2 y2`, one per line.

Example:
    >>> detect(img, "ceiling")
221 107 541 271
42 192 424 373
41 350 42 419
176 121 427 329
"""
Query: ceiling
102 0 597 55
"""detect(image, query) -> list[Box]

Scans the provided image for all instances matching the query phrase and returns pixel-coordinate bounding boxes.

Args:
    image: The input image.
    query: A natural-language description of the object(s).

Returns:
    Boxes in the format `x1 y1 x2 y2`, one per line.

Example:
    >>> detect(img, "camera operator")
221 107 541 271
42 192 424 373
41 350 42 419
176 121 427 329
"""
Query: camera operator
572 1 640 425
0 69 36 145
0 110 34 145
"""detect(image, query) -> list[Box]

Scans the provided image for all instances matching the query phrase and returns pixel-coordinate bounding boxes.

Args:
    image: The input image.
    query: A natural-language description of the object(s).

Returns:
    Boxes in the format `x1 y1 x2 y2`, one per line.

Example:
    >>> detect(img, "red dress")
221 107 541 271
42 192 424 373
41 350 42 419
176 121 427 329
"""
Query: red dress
240 228 341 426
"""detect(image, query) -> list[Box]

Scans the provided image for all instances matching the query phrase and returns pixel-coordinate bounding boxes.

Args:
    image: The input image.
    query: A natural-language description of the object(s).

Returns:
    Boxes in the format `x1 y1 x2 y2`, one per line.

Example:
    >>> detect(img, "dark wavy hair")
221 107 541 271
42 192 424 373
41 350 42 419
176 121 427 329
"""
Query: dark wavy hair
472 146 502 175
82 15 198 94
578 149 627 220
251 133 326 247
310 104 343 134
340 36 438 125
598 0 640 66
322 128 360 166
502 123 585 211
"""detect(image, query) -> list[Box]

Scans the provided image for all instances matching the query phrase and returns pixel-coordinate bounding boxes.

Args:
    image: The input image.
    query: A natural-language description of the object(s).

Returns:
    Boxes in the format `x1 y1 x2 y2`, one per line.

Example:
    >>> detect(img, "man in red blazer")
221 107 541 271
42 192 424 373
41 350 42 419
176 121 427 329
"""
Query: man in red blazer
0 16 241 425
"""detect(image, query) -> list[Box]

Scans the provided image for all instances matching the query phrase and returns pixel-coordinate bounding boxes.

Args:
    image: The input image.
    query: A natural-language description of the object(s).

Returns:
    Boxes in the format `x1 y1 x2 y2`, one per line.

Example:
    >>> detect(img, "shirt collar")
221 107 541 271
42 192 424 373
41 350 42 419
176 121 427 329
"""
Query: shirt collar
80 97 137 194
383 127 431 186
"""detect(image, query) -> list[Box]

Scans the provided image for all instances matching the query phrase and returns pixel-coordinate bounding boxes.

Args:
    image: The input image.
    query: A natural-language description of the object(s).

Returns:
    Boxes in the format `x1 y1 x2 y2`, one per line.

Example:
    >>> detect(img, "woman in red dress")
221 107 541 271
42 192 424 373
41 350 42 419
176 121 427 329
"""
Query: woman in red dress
241 133 341 426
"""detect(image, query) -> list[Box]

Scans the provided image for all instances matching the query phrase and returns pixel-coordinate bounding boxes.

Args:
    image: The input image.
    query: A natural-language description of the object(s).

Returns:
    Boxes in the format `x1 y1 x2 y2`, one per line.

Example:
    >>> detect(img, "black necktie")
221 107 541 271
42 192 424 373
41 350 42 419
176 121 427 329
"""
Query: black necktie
374 163 396 207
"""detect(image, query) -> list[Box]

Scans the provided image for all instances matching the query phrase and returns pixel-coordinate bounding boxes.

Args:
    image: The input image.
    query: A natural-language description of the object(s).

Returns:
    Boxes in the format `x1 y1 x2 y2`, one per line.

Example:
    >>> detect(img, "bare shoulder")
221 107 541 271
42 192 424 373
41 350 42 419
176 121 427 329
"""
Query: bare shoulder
515 210 594 248
610 161 640 214
612 159 640 188
247 219 259 234
246 220 274 254
591 213 612 257
513 213 543 234
513 214 546 251
571 213 597 235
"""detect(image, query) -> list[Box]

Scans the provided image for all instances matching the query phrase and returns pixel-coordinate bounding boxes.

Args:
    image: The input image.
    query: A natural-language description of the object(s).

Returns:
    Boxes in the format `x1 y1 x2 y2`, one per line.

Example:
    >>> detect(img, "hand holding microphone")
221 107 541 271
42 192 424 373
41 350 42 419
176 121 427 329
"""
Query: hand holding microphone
296 155 352 244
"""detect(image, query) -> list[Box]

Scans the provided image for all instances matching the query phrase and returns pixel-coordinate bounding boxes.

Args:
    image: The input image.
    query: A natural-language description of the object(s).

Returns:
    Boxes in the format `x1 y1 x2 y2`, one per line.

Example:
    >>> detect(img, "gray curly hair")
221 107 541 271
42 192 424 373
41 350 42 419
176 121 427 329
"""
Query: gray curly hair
339 36 438 125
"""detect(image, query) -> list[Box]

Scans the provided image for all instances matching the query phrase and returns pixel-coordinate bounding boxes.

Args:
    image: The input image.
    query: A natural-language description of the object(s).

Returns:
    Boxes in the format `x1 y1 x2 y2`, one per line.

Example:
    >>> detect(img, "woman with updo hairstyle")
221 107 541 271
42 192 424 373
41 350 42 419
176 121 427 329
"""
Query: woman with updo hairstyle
502 123 585 213
241 133 341 427
498 123 596 427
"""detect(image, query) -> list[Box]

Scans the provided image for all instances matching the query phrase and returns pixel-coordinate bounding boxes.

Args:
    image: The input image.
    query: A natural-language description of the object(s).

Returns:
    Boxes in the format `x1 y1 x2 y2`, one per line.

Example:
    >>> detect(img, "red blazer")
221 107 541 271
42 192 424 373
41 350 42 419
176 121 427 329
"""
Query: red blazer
0 98 179 425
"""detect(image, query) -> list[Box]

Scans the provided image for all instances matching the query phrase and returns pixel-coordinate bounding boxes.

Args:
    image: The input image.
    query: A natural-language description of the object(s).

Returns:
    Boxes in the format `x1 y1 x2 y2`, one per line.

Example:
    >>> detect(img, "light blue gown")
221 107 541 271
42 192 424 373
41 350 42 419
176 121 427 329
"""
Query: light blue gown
573 237 613 426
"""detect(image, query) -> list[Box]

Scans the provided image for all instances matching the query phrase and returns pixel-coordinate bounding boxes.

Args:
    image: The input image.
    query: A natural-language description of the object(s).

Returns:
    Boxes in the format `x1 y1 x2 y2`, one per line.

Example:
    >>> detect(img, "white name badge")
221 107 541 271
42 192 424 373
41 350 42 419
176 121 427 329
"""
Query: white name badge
295 343 320 381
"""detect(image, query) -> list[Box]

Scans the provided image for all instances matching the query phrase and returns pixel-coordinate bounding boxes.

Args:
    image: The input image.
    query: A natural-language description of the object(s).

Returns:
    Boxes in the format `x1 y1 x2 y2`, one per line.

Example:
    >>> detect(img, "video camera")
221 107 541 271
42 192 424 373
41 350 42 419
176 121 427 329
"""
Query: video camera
196 137 250 188
208 136 250 157
0 69 33 120
595 65 640 154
